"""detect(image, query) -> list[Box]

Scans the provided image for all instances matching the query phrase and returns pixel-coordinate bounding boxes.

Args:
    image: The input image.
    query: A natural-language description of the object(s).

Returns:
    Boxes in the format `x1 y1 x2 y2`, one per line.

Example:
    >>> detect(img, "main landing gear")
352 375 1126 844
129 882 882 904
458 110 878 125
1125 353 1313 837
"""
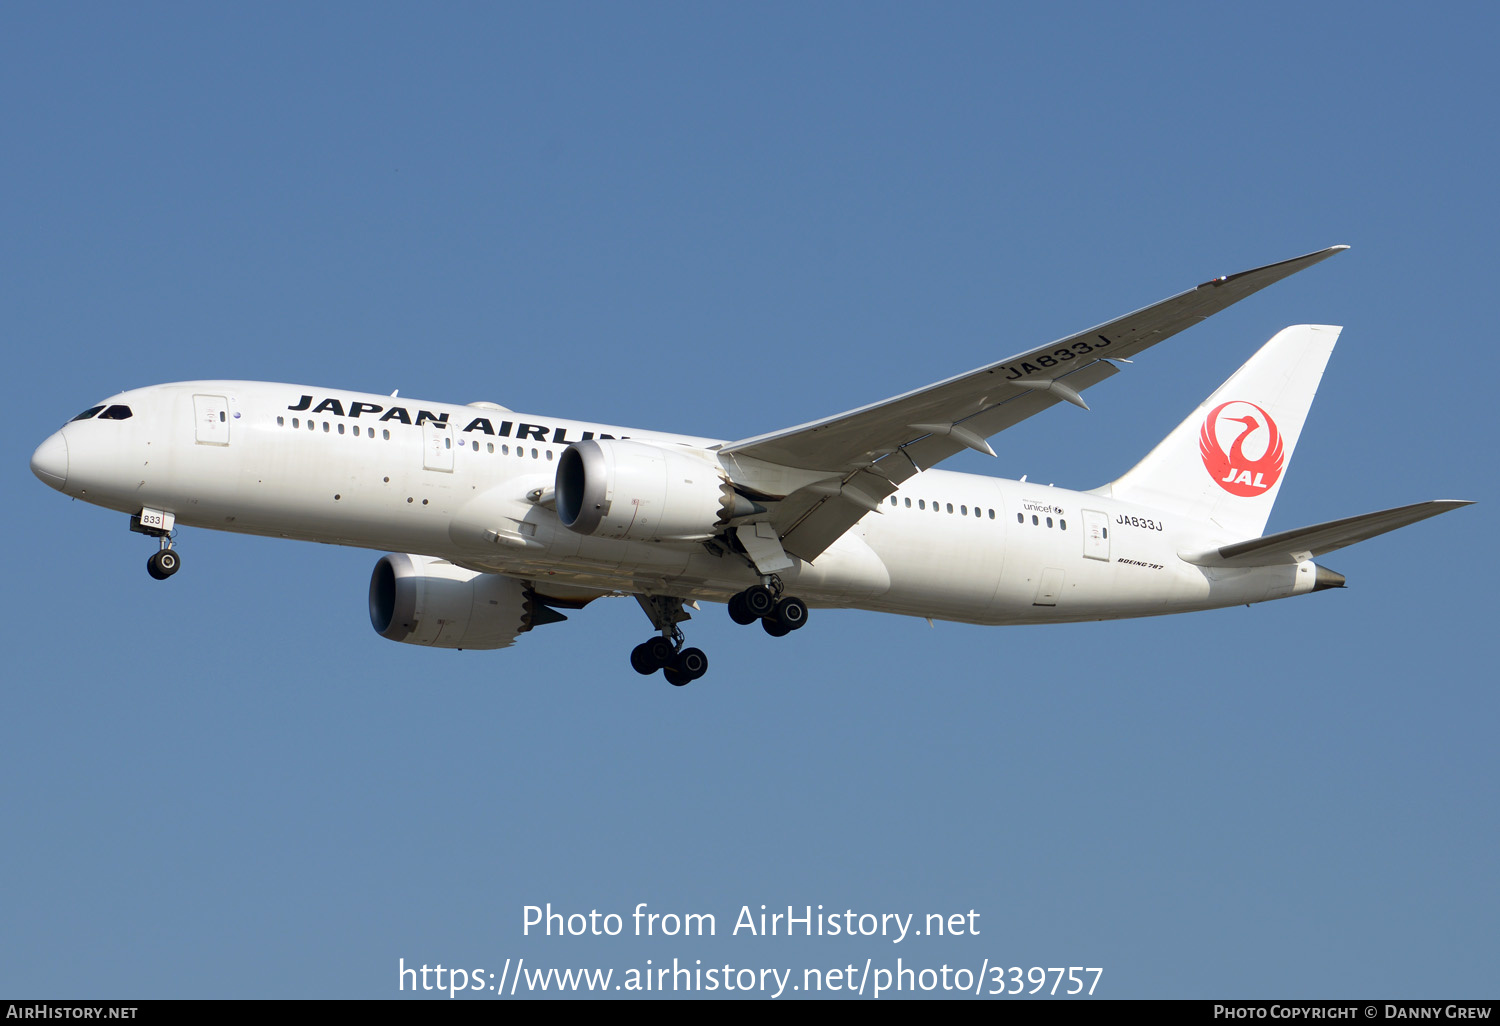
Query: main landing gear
629 635 709 686
130 511 181 580
631 594 709 687
727 577 808 638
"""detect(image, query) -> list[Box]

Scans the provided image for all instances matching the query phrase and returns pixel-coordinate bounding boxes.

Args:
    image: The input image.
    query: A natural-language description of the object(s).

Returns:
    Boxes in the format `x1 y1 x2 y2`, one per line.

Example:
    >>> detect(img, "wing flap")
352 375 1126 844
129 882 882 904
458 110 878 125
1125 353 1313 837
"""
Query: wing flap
1180 500 1473 568
774 360 1122 559
776 467 907 560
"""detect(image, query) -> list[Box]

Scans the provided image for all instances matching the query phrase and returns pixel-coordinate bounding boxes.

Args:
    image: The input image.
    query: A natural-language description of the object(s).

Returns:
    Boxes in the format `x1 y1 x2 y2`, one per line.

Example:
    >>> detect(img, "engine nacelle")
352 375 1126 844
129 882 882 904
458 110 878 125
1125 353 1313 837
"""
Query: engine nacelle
556 439 735 542
369 553 549 650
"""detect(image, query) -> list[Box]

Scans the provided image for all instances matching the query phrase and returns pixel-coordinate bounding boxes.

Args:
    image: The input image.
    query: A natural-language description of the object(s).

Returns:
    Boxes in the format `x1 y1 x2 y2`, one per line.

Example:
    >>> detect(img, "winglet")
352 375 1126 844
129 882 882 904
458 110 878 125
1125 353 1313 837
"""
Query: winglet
1198 244 1349 290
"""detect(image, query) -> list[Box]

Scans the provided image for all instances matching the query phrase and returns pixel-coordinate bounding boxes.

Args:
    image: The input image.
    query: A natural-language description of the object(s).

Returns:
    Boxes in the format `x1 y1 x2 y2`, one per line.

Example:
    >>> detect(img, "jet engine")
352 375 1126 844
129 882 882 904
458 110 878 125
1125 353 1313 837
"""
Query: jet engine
556 439 744 542
368 553 564 649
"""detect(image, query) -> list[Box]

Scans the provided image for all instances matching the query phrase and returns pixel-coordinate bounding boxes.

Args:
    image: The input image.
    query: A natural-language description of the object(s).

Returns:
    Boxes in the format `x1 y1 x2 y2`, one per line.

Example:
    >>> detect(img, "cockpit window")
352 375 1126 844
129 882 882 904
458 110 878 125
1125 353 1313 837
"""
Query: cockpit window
70 406 105 422
98 405 133 420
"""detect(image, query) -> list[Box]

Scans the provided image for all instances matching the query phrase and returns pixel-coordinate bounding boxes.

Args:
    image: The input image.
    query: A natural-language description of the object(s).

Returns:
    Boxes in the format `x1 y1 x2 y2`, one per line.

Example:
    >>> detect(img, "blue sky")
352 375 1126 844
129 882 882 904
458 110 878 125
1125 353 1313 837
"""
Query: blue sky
4 2 1494 999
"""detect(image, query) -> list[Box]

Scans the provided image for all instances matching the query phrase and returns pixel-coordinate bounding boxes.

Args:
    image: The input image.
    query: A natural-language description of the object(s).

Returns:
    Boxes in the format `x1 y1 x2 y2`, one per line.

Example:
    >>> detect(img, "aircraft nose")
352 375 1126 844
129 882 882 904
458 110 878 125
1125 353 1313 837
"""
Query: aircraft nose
31 431 69 490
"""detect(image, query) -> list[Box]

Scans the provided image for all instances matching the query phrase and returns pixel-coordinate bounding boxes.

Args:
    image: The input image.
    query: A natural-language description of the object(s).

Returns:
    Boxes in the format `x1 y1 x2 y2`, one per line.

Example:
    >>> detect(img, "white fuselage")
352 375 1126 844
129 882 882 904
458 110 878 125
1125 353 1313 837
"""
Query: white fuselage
36 381 1319 625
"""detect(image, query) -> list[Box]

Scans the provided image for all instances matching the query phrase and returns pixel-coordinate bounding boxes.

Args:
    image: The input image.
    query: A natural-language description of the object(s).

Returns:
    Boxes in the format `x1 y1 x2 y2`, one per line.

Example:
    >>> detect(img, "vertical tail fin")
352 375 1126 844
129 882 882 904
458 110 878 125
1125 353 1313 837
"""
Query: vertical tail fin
1098 324 1341 538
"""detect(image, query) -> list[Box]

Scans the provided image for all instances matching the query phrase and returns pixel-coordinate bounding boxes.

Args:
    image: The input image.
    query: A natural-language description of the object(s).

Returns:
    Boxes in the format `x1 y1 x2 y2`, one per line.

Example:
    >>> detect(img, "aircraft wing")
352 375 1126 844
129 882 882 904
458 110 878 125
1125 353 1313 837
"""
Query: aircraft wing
719 245 1349 562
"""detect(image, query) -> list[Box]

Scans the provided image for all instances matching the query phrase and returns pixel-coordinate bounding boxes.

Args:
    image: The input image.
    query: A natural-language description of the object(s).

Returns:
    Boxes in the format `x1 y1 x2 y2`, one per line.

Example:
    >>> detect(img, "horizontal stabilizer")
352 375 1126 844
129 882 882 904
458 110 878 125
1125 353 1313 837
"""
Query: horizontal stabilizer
1181 500 1473 568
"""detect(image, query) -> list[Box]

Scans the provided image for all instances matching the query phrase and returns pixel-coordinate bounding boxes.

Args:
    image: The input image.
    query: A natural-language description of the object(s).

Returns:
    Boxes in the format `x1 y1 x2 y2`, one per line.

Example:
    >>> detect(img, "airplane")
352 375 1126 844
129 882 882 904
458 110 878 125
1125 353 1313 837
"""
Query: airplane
29 245 1470 685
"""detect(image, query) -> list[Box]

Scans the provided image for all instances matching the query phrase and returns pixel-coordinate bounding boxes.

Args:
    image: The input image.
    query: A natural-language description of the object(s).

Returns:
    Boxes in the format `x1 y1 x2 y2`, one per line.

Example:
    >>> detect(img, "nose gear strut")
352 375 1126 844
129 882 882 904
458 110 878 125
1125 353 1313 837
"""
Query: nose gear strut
131 510 181 580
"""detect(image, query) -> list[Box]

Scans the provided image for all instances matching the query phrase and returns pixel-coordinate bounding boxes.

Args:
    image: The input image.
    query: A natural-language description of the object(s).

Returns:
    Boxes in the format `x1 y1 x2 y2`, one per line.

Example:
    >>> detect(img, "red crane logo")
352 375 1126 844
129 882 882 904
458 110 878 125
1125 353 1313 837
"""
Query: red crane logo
1200 400 1284 497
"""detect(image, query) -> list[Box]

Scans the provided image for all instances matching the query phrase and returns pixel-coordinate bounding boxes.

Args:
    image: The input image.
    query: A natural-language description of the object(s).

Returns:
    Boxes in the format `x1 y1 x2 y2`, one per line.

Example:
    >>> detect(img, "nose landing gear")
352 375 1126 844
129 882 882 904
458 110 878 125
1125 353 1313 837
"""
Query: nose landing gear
131 509 180 580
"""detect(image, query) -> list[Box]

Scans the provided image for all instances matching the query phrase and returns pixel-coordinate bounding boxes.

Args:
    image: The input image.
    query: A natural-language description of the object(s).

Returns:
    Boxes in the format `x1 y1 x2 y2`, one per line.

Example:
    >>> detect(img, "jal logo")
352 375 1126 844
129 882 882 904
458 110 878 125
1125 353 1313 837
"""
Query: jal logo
1199 400 1284 497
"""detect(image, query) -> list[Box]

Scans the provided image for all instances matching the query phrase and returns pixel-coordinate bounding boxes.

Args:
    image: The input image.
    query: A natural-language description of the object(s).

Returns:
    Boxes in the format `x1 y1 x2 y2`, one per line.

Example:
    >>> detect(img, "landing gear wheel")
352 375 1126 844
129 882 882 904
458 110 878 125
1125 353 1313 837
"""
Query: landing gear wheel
728 592 758 626
672 647 709 681
147 549 180 580
629 594 708 686
742 585 776 618
630 643 657 675
630 637 675 675
773 596 808 631
762 618 792 638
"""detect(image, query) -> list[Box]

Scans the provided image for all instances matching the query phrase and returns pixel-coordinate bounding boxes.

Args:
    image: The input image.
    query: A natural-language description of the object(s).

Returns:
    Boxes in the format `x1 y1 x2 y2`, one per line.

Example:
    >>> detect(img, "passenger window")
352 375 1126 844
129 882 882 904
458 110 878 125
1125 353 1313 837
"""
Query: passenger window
277 416 285 426
961 505 967 515
918 500 926 510
1032 515 1038 525
904 498 911 508
1060 519 1067 530
946 503 953 513
487 443 494 453
988 509 995 519
322 422 329 432
70 406 105 422
1046 517 1053 528
546 450 553 461
382 429 390 440
338 423 345 435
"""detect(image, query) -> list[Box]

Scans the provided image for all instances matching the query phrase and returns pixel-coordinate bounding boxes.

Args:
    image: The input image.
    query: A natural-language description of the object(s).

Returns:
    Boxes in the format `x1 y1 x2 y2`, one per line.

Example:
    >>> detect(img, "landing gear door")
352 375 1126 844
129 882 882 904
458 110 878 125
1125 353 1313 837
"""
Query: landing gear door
1082 509 1110 561
193 394 231 445
423 420 455 472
